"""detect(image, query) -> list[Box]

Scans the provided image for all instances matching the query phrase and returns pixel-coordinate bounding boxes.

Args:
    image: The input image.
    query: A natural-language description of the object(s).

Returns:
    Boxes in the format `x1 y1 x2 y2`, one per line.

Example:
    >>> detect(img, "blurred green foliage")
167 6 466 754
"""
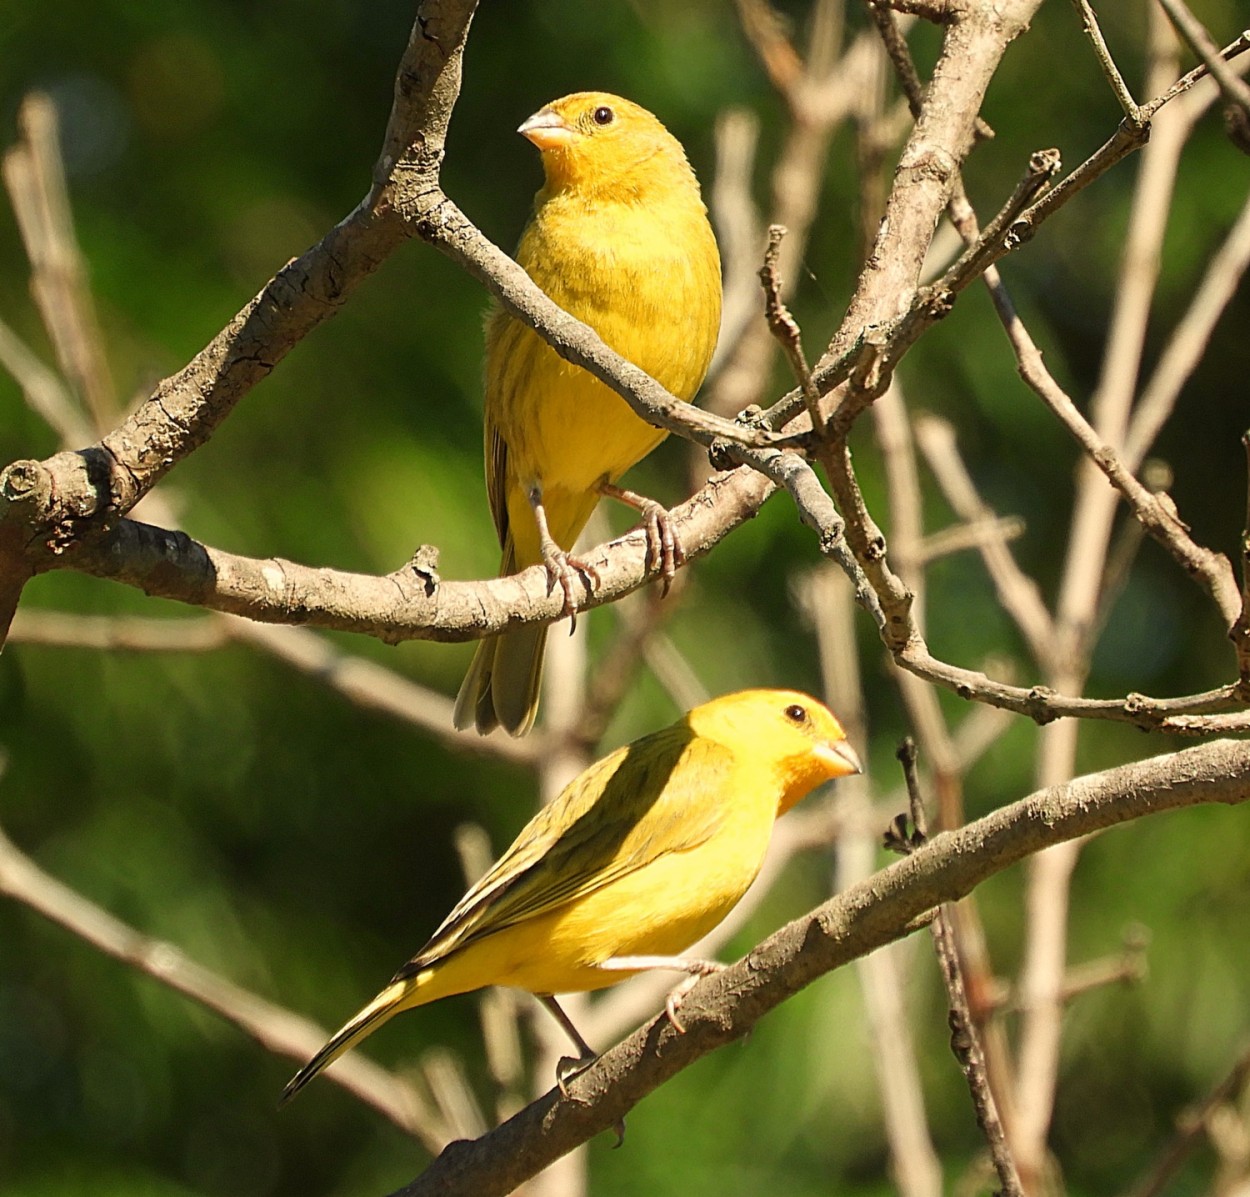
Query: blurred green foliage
1 2 1249 1194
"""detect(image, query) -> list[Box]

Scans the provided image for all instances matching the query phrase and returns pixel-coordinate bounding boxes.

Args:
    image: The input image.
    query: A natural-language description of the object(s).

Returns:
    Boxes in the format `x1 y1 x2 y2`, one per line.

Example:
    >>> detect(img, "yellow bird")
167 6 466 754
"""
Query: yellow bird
454 92 722 737
281 689 860 1106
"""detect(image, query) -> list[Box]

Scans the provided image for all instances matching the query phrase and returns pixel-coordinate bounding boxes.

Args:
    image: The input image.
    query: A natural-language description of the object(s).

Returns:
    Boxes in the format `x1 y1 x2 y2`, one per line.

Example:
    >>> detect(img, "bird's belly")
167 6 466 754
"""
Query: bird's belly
476 837 770 996
510 337 666 494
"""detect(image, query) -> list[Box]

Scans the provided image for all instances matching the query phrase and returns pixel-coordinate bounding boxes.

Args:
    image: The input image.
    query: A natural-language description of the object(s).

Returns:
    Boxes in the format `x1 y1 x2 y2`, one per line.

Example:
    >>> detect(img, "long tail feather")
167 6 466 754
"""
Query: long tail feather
278 978 410 1107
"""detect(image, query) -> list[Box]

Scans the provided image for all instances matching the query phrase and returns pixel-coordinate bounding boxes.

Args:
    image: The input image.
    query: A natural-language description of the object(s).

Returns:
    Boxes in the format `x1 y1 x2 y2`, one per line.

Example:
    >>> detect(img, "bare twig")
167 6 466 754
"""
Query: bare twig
932 148 1061 298
894 740 1024 1197
760 224 826 436
915 515 1026 564
709 108 763 376
1155 0 1250 116
0 821 447 1149
2 93 116 427
914 413 1054 663
7 609 230 651
1069 0 1142 119
0 315 94 447
1125 186 1250 467
989 272 1242 632
1124 1040 1250 1197
810 565 943 1197
453 825 526 1129
1236 432 1250 688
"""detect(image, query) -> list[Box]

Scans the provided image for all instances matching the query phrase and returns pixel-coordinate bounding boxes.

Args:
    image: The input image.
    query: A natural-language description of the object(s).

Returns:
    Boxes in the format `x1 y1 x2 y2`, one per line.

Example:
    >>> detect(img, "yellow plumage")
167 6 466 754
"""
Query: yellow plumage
281 689 861 1106
454 92 722 737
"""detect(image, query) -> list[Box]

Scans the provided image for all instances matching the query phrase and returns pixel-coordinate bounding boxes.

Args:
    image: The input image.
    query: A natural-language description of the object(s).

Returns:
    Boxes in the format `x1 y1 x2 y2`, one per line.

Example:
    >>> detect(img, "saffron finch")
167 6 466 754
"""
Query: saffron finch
281 689 860 1105
453 92 722 737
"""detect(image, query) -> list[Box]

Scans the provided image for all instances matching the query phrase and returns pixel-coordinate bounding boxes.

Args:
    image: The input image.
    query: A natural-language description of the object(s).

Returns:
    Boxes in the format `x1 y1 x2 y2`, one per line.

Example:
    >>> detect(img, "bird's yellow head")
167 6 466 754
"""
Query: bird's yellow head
517 91 698 199
689 689 862 815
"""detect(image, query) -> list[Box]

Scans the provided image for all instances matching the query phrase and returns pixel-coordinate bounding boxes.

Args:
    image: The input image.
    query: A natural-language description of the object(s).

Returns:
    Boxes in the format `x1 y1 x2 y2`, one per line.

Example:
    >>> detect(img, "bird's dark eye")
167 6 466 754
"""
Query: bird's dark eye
592 105 614 126
784 704 807 724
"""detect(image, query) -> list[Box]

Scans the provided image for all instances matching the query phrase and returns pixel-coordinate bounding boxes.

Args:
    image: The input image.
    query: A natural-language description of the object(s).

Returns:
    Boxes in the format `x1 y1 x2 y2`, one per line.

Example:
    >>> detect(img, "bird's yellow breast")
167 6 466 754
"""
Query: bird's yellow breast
485 182 721 562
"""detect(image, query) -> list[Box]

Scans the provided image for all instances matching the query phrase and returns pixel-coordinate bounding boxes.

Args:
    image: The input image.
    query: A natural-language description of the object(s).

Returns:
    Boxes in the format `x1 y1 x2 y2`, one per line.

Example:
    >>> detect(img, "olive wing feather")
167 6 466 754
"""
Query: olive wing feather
395 726 734 979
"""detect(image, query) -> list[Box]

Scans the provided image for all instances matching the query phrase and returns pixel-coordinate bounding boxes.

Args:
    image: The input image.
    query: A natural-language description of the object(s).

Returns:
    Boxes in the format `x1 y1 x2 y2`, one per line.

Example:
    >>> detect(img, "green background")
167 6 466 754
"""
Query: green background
1 2 1248 1194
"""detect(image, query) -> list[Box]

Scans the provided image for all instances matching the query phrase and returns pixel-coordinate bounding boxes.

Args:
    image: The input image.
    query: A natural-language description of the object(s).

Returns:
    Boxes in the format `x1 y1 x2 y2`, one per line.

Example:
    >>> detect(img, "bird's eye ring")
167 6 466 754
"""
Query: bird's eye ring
784 704 807 724
592 105 614 126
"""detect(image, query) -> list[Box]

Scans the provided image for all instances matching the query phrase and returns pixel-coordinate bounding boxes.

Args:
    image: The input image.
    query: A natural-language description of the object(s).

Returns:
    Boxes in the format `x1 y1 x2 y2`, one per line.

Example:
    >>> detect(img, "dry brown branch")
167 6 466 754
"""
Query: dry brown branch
1155 0 1250 116
1125 186 1250 467
708 108 763 376
987 931 1150 1015
1069 0 1141 119
0 0 779 652
868 374 1020 1142
387 738 1250 1197
810 565 943 1197
529 625 594 1197
15 468 769 643
1125 1040 1250 1197
894 741 1023 1197
7 609 230 651
6 608 541 764
991 257 1242 633
1011 18 1190 1181
914 414 1054 663
453 824 526 1129
915 515 1027 564
0 314 94 448
760 224 825 435
0 820 447 1150
2 94 116 428
706 10 884 420
227 619 541 764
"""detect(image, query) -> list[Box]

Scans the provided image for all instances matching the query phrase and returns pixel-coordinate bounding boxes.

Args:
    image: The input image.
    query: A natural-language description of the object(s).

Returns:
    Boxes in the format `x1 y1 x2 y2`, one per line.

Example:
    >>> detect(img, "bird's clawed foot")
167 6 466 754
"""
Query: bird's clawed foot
598 481 685 596
638 500 684 596
664 960 727 1034
554 1050 625 1145
540 540 601 628
555 1049 599 1098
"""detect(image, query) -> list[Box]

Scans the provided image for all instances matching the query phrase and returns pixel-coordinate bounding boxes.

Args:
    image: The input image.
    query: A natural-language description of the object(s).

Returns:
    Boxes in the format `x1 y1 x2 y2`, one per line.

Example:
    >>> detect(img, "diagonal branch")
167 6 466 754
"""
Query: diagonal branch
0 820 447 1150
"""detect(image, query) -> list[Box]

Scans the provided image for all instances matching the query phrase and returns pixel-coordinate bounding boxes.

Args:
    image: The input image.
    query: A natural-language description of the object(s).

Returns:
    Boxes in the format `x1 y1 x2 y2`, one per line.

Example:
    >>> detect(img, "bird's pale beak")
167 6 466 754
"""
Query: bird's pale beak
518 108 575 151
814 739 863 778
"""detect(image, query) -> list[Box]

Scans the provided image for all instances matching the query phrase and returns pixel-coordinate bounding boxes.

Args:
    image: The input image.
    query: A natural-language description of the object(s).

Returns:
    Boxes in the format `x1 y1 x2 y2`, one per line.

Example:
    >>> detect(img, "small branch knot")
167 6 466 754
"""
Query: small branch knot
1 460 47 502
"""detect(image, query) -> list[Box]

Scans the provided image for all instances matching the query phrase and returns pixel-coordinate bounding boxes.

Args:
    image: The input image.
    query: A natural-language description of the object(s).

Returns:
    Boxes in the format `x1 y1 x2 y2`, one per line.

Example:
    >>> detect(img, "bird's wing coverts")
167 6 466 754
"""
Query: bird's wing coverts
396 726 734 977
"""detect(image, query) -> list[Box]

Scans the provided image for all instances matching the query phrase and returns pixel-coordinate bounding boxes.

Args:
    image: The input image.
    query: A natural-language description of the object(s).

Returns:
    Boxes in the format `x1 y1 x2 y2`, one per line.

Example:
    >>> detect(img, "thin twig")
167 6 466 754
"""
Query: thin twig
914 413 1054 663
987 270 1242 631
454 824 526 1128
759 224 826 436
932 148 1061 297
1236 433 1250 689
893 740 1025 1197
8 609 231 651
810 565 943 1197
0 315 94 447
1154 0 1250 115
1123 1040 1250 1197
2 93 116 428
914 515 1026 564
1069 0 1142 119
0 820 447 1149
1125 185 1250 468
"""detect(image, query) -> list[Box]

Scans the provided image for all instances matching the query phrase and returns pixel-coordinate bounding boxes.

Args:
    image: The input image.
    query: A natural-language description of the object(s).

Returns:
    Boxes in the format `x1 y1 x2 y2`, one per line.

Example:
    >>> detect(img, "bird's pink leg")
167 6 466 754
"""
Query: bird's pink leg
597 480 685 595
527 485 601 627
